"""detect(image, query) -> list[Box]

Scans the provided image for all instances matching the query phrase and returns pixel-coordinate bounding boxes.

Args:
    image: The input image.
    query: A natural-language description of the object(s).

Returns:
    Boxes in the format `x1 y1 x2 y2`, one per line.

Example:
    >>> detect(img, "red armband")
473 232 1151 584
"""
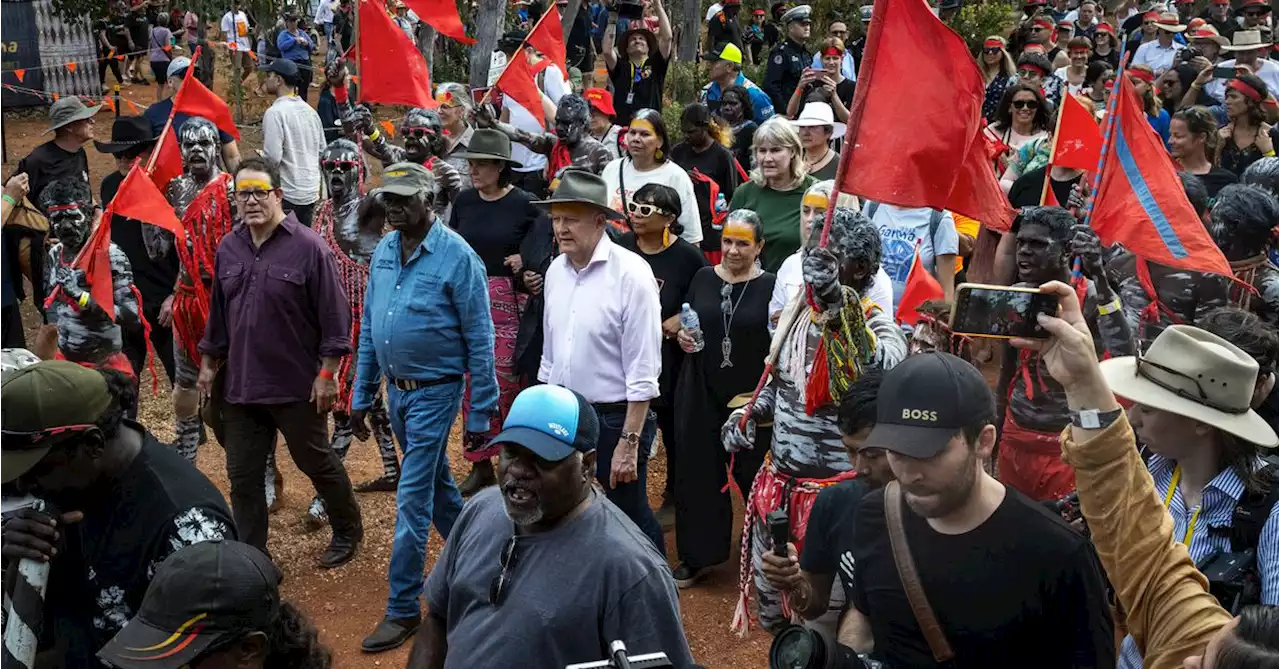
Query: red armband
334 86 348 104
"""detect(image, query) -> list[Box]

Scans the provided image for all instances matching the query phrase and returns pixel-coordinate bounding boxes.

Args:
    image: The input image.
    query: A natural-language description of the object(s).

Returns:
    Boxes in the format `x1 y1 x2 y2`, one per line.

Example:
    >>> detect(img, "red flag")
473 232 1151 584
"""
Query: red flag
1040 175 1062 207
527 5 568 78
495 55 551 121
148 125 184 192
1051 94 1103 172
173 60 241 140
837 0 1012 231
896 243 945 326
358 0 437 108
114 163 187 243
1090 75 1230 276
400 0 476 45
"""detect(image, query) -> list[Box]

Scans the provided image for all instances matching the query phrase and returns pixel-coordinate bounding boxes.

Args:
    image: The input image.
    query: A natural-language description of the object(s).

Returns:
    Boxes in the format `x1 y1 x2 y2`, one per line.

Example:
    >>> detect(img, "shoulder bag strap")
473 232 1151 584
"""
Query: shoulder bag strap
885 480 955 663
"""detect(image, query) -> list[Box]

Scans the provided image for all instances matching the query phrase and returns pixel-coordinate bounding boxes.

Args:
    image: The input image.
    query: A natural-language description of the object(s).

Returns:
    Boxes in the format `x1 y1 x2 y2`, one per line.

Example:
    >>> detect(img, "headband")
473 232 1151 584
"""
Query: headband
721 218 758 243
1128 68 1155 83
1032 17 1054 29
1096 22 1115 33
1143 10 1160 20
235 178 274 191
1019 63 1048 76
802 193 829 210
984 38 1004 48
46 203 83 213
1228 77 1264 102
822 47 842 57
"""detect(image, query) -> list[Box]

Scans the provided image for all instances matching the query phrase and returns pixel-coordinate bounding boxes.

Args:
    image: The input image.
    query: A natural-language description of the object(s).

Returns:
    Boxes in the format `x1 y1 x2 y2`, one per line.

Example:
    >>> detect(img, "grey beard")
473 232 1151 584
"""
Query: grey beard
503 501 545 526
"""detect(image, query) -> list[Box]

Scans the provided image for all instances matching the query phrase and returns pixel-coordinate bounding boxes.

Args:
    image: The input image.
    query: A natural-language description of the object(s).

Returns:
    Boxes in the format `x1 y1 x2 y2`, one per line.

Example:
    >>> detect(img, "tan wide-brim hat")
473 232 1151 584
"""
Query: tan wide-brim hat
1222 29 1266 51
1100 325 1278 448
1153 12 1187 32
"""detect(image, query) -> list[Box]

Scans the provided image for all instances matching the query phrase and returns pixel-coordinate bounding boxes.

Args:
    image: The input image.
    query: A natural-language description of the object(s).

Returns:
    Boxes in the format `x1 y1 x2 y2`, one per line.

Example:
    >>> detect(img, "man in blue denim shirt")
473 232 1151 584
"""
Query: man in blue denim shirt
347 162 498 654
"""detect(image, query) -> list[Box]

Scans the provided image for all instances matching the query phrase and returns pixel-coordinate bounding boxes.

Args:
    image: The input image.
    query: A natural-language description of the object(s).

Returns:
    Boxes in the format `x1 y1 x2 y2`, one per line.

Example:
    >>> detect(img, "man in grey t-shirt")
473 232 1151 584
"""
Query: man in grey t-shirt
407 385 694 669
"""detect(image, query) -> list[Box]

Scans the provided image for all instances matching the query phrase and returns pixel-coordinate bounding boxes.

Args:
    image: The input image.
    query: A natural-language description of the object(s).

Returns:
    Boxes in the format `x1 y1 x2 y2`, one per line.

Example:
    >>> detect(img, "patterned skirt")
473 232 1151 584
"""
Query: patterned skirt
462 277 528 461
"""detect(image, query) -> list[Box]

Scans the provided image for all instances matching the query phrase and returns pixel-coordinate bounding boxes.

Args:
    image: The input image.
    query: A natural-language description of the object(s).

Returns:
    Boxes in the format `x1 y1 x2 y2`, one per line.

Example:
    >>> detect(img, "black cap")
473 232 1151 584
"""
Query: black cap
266 58 299 84
864 353 995 459
97 540 281 669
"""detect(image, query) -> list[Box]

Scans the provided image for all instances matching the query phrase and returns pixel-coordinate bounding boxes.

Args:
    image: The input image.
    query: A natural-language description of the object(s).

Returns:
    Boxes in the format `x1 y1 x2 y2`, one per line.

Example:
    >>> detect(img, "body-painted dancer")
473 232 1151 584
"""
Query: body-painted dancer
720 206 907 635
306 139 401 529
475 94 614 185
344 103 463 221
40 178 140 378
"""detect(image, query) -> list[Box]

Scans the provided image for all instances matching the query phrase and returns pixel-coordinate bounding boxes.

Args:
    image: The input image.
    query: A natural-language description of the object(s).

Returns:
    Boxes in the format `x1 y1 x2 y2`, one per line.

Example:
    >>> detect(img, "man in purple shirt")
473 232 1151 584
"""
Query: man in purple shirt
197 157 363 568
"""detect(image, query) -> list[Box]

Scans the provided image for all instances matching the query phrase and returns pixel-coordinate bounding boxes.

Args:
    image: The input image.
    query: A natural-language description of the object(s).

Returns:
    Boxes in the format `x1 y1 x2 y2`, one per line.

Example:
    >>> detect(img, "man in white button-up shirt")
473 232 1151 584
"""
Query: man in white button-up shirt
534 169 666 552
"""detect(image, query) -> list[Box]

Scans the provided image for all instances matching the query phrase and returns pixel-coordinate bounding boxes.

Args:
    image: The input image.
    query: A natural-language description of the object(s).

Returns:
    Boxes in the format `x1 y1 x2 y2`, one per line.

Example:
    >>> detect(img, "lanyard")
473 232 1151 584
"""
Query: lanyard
1163 465 1202 546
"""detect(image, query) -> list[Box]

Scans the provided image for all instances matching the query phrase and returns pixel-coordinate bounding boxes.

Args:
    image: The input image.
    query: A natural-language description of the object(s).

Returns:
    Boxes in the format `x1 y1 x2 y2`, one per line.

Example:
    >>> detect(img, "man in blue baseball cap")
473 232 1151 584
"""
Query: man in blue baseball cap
404 384 695 668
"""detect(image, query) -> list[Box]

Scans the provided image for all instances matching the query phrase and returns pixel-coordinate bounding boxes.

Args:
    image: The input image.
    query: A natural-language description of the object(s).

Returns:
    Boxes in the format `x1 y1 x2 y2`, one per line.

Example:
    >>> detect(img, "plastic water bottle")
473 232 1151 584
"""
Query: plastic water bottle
680 303 704 352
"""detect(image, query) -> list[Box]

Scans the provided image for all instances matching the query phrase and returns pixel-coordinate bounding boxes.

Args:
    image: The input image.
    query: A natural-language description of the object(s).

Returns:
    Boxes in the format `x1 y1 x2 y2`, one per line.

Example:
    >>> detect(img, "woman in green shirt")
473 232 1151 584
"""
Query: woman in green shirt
729 117 816 272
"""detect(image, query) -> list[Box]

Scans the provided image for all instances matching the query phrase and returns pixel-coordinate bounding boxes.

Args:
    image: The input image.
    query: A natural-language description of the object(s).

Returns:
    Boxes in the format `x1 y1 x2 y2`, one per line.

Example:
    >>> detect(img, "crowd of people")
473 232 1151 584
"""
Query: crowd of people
2 0 1280 667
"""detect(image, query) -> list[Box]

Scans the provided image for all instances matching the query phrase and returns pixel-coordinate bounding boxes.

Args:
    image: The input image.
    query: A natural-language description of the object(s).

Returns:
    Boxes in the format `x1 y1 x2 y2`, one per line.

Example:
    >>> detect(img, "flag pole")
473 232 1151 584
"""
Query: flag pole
146 48 199 175
1082 36 1128 228
479 14 550 108
354 0 361 80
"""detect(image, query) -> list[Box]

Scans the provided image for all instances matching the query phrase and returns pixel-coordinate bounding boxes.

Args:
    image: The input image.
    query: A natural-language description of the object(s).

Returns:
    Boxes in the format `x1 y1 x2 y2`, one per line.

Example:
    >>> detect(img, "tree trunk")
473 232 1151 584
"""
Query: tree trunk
417 22 436 81
561 0 582 42
469 0 507 88
679 0 700 62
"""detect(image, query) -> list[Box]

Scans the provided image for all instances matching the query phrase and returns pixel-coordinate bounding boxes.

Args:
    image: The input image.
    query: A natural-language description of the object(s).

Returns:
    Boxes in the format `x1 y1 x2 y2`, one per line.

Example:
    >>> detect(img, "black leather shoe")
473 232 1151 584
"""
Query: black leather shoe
354 474 399 493
318 531 362 569
458 460 497 497
361 615 421 653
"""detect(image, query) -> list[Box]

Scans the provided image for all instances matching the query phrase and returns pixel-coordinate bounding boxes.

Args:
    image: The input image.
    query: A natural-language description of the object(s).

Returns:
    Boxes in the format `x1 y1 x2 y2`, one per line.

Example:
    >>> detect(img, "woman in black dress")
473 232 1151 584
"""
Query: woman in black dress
670 209 775 588
619 183 709 525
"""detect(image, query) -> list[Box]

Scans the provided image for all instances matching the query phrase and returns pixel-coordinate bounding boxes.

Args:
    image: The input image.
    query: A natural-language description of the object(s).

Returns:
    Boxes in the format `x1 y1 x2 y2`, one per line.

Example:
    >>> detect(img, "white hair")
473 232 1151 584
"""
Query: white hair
749 117 808 190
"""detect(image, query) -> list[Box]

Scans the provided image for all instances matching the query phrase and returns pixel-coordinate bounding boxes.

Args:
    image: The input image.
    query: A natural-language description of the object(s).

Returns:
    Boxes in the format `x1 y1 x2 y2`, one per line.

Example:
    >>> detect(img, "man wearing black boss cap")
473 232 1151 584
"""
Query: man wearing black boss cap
99 540 332 669
843 352 1115 667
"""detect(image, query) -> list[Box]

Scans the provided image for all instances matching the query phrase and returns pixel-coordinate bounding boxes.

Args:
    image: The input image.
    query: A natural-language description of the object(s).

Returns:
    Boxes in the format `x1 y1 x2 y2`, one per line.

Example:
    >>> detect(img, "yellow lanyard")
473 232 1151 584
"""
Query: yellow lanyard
1163 465 1202 546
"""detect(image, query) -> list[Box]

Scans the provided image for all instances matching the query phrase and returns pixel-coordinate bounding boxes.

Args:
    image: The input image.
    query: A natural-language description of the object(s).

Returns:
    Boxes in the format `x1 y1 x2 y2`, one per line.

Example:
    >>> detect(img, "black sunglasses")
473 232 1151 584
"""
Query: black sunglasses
1012 99 1039 109
1135 354 1248 415
488 534 521 606
403 127 436 139
984 46 1002 54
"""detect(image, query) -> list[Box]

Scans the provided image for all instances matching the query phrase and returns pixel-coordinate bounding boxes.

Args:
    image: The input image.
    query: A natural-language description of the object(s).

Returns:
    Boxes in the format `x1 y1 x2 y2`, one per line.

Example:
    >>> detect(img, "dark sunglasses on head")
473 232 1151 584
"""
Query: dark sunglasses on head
489 534 520 606
1012 99 1040 109
321 159 359 171
403 127 436 139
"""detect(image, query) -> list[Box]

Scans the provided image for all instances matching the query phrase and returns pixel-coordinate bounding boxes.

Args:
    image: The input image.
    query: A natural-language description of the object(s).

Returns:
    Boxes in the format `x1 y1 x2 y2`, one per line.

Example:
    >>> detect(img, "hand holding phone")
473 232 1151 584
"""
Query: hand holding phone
949 283 1059 339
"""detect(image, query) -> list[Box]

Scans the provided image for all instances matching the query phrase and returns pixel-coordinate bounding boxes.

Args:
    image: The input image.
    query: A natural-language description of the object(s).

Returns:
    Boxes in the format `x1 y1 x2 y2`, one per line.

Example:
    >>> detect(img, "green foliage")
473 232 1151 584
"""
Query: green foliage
947 1 1018 56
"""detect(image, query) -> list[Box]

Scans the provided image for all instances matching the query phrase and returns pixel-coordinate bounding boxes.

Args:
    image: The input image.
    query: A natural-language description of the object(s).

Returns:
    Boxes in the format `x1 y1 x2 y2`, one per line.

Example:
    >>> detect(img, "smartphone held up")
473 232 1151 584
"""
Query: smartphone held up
948 283 1059 340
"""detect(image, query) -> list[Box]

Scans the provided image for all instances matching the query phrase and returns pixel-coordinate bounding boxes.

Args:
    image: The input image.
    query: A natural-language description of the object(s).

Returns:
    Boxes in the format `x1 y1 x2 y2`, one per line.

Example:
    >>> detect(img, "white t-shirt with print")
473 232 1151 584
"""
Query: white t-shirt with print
865 203 959 307
601 157 703 245
220 11 251 51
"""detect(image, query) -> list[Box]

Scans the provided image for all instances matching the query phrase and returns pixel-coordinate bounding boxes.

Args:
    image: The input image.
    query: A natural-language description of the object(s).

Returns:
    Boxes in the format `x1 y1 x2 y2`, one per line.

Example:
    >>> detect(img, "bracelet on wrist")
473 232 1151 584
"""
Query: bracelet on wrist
1264 150 1277 157
1 194 16 207
367 128 380 141
77 292 90 308
318 368 335 380
1096 297 1122 316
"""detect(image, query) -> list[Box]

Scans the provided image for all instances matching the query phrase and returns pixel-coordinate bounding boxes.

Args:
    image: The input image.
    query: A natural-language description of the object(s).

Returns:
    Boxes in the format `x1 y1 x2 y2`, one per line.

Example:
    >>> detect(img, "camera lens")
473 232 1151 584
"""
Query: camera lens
769 626 825 669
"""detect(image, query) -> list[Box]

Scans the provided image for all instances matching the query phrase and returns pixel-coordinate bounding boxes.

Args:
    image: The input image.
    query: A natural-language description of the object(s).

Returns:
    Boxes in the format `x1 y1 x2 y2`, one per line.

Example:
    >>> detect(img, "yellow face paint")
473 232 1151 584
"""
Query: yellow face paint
630 119 656 135
721 219 758 244
235 178 274 192
802 193 829 210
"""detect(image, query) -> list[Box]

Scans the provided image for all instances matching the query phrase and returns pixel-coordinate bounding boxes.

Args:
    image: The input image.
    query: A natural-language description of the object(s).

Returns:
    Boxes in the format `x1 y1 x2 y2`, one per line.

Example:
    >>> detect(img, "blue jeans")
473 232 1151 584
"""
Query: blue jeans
385 381 466 618
594 405 664 553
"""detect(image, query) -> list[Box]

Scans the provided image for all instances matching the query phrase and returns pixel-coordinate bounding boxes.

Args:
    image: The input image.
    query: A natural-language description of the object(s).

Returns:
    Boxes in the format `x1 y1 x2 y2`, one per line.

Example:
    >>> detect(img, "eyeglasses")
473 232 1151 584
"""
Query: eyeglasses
1135 353 1248 415
627 201 669 218
234 189 275 202
1030 26 1047 32
1012 99 1039 110
403 126 436 139
321 159 359 171
488 534 520 606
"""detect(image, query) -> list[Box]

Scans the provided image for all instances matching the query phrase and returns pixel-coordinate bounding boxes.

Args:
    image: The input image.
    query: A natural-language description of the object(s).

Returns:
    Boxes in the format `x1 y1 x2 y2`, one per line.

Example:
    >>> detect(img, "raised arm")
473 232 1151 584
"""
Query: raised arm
474 104 559 155
652 0 673 59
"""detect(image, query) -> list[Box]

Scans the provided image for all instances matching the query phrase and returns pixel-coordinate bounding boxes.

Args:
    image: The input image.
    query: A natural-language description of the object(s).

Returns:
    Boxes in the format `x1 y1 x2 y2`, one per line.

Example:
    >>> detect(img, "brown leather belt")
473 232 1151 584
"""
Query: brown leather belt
389 374 462 392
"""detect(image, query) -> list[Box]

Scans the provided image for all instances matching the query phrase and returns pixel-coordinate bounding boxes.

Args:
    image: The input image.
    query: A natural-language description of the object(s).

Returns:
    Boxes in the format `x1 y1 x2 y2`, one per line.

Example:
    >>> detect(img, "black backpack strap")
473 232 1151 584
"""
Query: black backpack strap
1227 463 1278 554
865 201 879 220
928 209 945 250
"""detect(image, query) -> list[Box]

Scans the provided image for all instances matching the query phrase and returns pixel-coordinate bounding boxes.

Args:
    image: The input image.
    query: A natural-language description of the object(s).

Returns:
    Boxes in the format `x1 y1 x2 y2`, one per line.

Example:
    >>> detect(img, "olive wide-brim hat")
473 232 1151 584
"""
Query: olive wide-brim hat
530 168 627 221
458 128 524 167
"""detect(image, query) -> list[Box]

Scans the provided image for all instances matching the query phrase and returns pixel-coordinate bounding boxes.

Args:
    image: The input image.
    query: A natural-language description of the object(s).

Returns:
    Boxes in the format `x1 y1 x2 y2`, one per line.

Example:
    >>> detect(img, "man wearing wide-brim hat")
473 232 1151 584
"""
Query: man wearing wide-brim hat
16 96 100 214
96 115 179 382
1207 29 1279 102
1093 325 1280 669
600 0 674 125
1187 23 1229 61
1235 0 1271 30
529 168 667 554
1132 11 1188 76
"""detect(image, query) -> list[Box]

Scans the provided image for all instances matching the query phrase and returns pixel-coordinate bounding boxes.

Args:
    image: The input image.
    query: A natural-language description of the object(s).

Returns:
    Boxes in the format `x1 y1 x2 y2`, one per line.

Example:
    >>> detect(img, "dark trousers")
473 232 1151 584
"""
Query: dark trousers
594 404 664 553
99 51 124 85
222 400 362 554
122 298 175 383
673 405 769 569
283 200 315 228
2 304 25 348
292 59 312 102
